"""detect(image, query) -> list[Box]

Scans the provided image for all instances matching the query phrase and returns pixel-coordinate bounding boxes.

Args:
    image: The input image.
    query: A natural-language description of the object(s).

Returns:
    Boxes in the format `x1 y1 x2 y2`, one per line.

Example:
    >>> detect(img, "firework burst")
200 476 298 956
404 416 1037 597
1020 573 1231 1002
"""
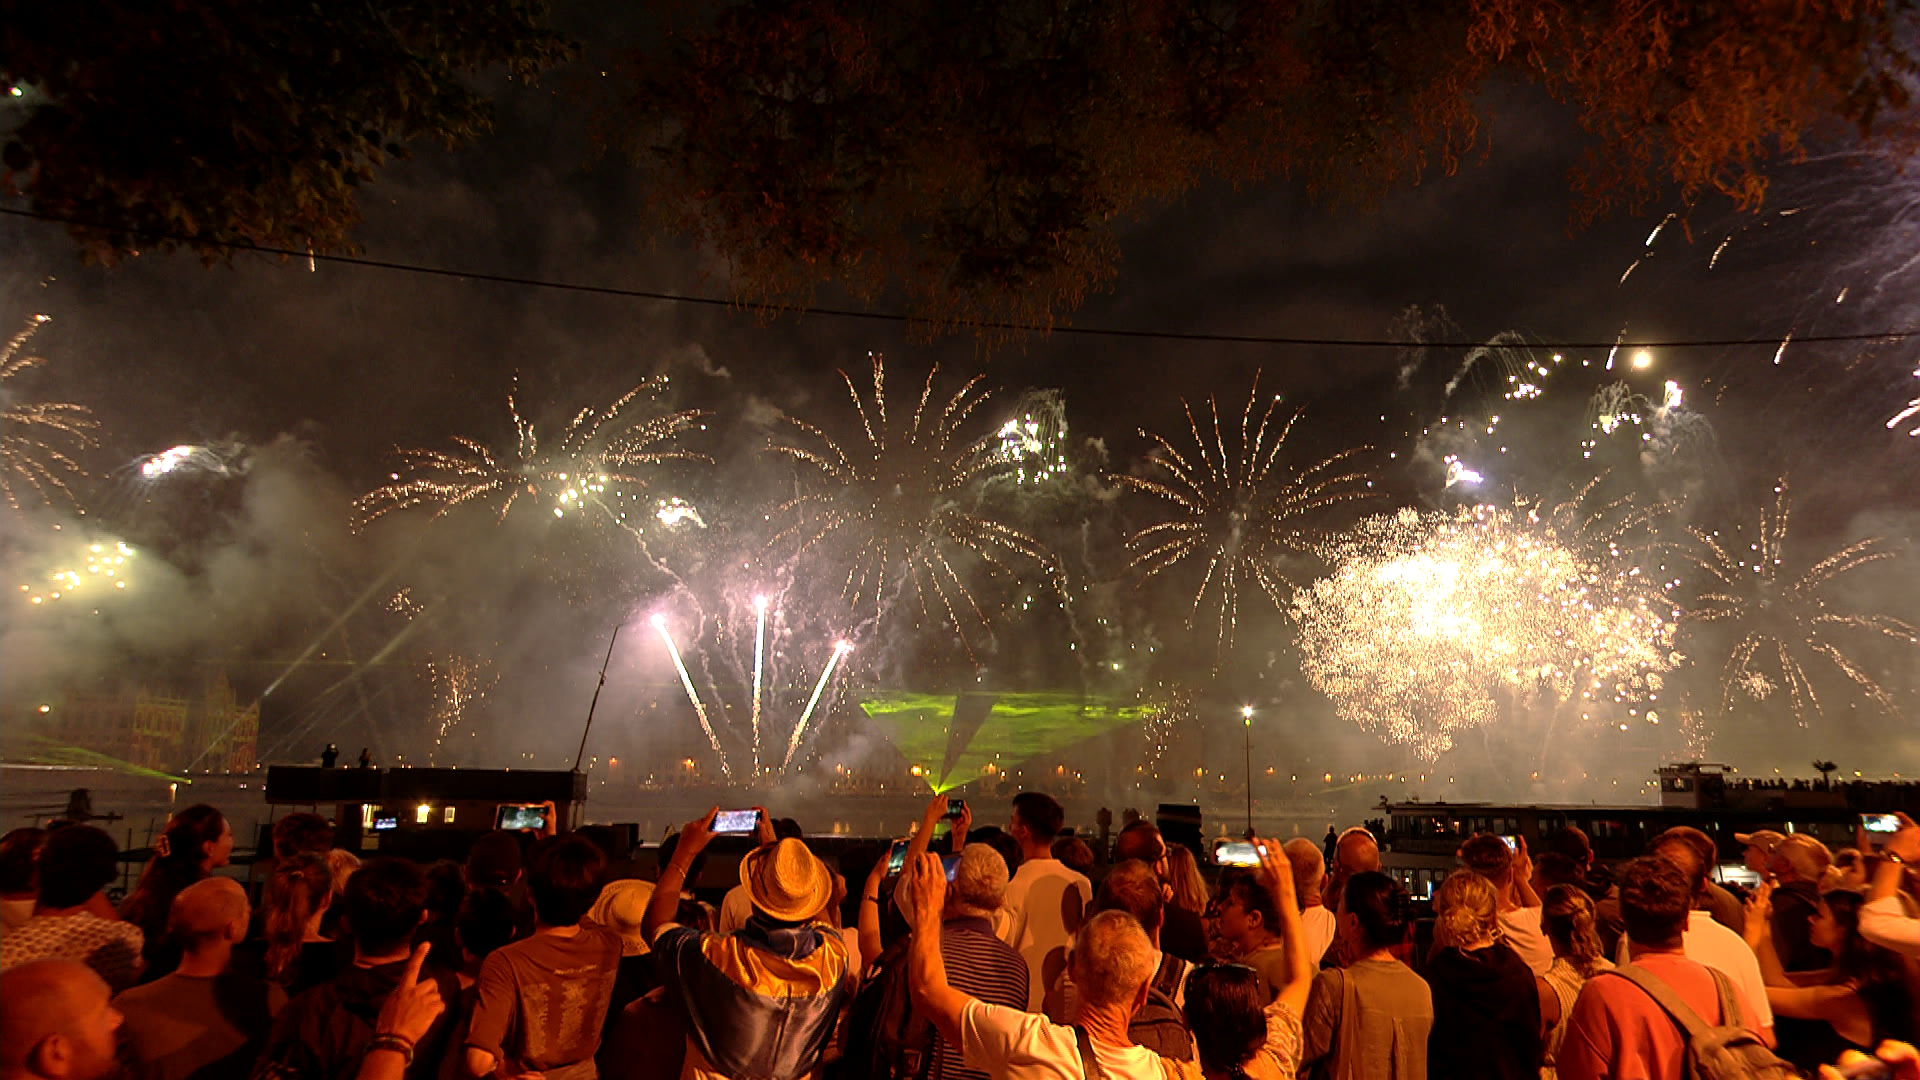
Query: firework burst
354 377 706 528
1675 478 1918 726
1295 491 1678 760
1118 376 1372 653
2 315 98 510
427 655 496 763
769 354 1060 646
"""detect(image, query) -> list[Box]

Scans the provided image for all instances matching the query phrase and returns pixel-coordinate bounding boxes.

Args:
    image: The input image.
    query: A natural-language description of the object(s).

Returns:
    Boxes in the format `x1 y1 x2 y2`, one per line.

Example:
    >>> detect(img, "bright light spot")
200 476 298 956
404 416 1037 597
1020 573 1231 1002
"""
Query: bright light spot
648 613 666 629
655 496 705 528
1631 350 1653 370
140 445 198 478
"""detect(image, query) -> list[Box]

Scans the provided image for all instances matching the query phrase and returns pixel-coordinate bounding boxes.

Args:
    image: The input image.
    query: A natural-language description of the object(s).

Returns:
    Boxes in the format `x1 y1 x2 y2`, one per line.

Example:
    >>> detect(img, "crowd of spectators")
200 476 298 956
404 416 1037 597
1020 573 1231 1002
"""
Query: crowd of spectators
0 795 1916 1080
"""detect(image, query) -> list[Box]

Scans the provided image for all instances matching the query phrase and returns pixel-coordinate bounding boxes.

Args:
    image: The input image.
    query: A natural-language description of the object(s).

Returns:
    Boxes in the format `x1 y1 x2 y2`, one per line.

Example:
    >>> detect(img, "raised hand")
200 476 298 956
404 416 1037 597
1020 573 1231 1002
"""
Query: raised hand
376 943 444 1043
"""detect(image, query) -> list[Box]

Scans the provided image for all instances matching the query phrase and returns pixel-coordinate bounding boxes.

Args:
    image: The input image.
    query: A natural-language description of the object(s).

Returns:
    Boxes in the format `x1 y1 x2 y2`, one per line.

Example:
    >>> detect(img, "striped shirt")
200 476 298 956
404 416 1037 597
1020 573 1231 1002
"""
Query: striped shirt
932 916 1030 1080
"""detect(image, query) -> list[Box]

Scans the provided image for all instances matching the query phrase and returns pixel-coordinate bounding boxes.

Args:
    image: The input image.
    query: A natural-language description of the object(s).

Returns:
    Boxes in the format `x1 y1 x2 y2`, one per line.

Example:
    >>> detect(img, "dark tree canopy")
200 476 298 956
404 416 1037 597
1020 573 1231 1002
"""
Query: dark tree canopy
2 0 571 263
615 0 1917 330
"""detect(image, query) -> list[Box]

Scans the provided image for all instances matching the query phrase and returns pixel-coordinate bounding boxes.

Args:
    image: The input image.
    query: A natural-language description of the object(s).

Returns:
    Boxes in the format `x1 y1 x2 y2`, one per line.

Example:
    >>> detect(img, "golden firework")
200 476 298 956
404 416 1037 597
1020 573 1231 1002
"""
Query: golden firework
354 377 705 528
2 315 98 510
1678 478 1918 725
769 354 1060 645
1118 375 1372 653
1295 494 1678 760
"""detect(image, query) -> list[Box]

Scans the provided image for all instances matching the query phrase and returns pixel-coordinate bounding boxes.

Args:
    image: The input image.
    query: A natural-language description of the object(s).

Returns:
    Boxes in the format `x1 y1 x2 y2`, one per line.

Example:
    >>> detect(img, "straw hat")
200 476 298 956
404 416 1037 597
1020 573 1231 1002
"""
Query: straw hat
739 837 833 923
588 878 656 956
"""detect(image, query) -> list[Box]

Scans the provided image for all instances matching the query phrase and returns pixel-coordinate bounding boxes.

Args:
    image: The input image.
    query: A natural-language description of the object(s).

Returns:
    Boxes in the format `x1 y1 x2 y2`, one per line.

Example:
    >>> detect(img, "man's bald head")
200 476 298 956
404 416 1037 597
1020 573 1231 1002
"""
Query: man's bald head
169 877 250 953
1281 838 1326 904
1335 828 1380 873
0 961 121 1080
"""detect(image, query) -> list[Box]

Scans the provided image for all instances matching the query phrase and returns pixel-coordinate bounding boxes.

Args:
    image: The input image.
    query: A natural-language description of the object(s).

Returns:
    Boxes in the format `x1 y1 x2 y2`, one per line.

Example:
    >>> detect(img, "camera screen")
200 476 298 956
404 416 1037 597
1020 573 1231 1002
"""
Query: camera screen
713 809 760 834
495 804 548 831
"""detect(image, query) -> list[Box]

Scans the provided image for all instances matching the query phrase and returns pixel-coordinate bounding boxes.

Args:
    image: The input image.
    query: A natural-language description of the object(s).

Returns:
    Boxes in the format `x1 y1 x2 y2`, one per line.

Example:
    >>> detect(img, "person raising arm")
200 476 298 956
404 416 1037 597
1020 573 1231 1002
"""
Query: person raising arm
1860 814 1918 959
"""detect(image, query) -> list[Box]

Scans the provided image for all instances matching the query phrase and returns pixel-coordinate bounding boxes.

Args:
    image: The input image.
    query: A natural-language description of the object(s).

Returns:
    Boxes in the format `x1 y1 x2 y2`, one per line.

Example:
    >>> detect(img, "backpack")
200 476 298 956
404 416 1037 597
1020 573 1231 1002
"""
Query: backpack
1127 954 1193 1059
1611 964 1797 1080
830 937 932 1080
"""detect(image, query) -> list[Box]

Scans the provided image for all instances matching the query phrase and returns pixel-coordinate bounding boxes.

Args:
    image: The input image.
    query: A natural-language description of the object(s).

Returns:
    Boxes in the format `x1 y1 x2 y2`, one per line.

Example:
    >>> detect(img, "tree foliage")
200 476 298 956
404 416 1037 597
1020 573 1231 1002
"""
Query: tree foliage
614 0 1917 330
1 0 571 263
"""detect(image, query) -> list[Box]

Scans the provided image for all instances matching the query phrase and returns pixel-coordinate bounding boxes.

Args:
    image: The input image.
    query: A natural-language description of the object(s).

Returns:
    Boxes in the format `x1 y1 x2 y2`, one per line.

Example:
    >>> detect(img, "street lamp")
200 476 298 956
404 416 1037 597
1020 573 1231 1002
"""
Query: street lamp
1241 705 1255 838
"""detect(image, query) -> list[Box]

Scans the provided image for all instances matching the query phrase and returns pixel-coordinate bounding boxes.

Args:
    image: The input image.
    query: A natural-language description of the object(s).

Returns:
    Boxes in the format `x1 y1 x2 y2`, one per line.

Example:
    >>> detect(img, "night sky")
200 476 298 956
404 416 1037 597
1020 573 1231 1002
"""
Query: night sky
3 4 1917 790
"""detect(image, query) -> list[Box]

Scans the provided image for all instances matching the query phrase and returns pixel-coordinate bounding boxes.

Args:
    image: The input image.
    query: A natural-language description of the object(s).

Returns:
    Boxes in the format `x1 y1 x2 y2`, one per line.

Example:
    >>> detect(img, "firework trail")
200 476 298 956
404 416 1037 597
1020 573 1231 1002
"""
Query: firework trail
1891 367 1920 437
769 353 1061 649
1295 490 1678 761
354 377 706 528
651 614 731 778
1117 374 1373 654
1673 478 1919 726
750 594 768 769
2 315 98 510
783 639 852 770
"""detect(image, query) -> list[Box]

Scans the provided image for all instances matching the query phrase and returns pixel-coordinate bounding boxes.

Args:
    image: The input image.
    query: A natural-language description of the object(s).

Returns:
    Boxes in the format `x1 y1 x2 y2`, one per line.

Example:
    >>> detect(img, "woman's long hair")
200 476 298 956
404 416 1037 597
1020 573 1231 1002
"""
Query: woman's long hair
1166 846 1209 916
1541 884 1607 977
1182 963 1268 1079
264 852 333 982
1432 871 1500 950
120 805 228 936
1341 871 1410 953
1821 889 1917 1042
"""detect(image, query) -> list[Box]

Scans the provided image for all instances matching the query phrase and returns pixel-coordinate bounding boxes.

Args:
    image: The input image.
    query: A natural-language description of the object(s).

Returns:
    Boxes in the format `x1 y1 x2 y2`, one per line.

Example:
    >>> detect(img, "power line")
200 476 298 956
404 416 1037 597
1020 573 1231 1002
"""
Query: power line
6 204 1918 351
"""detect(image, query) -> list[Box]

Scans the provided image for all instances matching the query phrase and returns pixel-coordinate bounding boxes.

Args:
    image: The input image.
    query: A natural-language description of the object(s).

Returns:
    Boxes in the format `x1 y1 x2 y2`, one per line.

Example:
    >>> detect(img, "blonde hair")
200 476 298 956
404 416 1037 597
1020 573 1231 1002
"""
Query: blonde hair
325 849 360 896
1541 884 1607 977
1433 871 1500 949
1165 846 1209 916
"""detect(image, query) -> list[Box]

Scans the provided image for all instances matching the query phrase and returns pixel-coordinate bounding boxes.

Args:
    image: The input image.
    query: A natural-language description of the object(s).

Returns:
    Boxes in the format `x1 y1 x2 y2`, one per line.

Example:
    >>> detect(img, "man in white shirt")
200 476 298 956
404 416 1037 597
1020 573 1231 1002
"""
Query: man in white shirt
1000 793 1091 1010
1281 839 1336 964
1458 832 1551 975
903 852 1165 1080
1613 830 1776 1046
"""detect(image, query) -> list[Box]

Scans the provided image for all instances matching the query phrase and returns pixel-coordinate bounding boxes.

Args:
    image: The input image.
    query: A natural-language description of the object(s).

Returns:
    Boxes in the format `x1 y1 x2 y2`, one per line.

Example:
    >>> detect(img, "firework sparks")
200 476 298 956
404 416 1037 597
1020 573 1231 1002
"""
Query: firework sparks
1118 375 1373 653
783 640 852 770
354 377 705 528
2 314 98 510
990 390 1071 484
427 655 496 762
1294 495 1678 760
1675 478 1918 726
1137 681 1196 772
651 614 731 778
769 353 1061 644
18 539 136 607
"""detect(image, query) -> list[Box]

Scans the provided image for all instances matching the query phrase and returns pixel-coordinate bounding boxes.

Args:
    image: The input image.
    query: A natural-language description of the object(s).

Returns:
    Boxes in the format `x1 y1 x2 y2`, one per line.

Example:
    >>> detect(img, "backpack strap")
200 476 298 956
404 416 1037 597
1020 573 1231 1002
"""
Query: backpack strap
1705 967 1742 1029
1611 964 1718 1039
1074 1025 1107 1080
1152 954 1187 998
